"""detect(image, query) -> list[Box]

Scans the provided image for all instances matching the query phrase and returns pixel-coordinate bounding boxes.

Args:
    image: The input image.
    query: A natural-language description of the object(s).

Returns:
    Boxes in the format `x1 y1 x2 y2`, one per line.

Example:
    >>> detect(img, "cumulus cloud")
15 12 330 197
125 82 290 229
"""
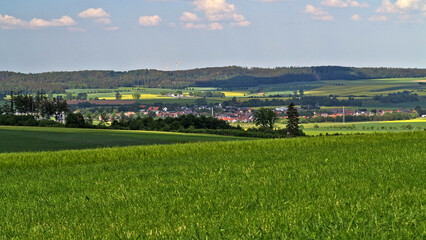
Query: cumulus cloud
194 0 237 21
78 8 110 18
180 12 199 22
193 0 249 26
208 22 224 30
230 20 250 27
178 0 249 30
182 22 224 30
321 0 369 8
138 15 162 26
0 14 76 30
377 0 426 13
304 5 334 21
351 14 362 21
78 8 112 25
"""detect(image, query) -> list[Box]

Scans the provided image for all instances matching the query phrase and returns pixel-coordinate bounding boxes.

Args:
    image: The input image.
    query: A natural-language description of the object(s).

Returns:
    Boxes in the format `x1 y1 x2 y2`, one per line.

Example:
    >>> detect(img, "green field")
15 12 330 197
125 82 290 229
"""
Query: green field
0 126 247 153
301 119 426 135
236 119 426 136
57 77 425 100
0 132 424 238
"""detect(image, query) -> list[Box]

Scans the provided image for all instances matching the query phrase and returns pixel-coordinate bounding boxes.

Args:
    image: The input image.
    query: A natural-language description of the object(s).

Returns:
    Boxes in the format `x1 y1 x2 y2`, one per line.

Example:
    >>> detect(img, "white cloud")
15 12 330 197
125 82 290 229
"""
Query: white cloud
377 0 403 13
321 0 369 8
138 15 162 26
180 0 248 30
193 0 246 22
78 8 110 18
0 14 27 29
377 0 426 13
182 22 224 30
78 8 112 25
208 22 224 30
351 14 362 21
230 20 250 27
304 5 334 21
369 15 389 21
395 0 426 10
0 14 76 30
29 16 76 27
180 12 199 22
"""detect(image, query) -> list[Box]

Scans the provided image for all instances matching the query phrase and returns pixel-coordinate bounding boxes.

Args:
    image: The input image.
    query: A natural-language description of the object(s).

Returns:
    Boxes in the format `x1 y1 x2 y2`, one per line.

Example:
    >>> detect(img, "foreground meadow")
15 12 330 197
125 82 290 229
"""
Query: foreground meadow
0 126 247 153
0 132 425 238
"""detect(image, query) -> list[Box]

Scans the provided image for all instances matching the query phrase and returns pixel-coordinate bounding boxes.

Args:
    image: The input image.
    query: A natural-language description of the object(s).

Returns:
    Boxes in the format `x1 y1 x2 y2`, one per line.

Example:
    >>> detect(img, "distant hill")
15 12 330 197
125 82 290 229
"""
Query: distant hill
1 66 426 93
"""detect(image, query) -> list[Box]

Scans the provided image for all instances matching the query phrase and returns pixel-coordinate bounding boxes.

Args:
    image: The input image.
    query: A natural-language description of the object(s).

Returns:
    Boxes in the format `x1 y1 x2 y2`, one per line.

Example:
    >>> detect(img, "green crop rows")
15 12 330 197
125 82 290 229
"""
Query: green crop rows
0 132 424 239
0 126 247 153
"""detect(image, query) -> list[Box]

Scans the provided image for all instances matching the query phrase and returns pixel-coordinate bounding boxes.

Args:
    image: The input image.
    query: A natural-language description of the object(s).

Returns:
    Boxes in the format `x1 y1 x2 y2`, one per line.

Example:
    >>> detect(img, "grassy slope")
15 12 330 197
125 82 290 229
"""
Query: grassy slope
235 119 426 135
0 132 424 239
0 126 247 153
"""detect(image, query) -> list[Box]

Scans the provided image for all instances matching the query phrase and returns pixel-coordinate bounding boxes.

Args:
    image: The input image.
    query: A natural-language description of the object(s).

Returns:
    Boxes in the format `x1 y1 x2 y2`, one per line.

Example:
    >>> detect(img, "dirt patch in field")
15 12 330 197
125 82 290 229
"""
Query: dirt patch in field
416 80 426 82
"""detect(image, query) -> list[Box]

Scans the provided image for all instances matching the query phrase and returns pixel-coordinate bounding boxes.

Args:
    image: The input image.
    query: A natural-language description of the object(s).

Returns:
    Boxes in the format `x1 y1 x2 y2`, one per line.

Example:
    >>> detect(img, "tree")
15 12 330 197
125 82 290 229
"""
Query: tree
132 93 141 100
254 108 278 129
286 102 303 136
77 93 87 100
115 91 122 100
65 112 86 128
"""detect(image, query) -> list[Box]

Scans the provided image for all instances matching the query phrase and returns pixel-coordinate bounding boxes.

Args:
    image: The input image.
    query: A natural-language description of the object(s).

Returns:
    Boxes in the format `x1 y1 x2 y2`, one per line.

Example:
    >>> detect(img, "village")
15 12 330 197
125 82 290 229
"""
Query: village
81 103 420 123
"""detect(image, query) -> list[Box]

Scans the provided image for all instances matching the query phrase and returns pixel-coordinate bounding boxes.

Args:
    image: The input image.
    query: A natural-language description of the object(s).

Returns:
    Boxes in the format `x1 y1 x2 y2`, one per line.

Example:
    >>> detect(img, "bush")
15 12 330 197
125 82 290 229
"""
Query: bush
38 119 64 127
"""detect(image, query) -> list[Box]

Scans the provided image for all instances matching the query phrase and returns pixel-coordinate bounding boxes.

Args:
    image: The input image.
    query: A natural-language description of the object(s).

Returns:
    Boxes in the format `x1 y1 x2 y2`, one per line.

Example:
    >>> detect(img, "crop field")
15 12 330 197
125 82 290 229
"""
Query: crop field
0 126 247 153
0 132 424 238
235 119 426 136
304 78 425 97
302 121 426 135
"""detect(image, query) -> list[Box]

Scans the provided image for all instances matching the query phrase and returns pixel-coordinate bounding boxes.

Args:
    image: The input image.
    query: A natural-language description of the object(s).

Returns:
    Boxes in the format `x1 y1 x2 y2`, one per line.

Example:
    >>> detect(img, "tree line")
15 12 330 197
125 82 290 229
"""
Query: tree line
1 66 425 92
1 91 68 120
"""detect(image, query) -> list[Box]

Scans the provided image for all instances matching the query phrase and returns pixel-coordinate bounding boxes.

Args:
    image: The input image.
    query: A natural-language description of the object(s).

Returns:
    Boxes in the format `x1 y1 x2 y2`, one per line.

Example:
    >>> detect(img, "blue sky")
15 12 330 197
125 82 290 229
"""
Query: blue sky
1 0 425 73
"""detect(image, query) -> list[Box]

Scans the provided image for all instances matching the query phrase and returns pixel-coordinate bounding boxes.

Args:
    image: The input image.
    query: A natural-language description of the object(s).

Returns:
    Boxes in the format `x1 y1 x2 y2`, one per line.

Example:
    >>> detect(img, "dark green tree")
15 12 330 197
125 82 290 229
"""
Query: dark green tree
115 91 122 100
132 92 141 100
286 102 303 136
254 107 278 129
65 112 86 128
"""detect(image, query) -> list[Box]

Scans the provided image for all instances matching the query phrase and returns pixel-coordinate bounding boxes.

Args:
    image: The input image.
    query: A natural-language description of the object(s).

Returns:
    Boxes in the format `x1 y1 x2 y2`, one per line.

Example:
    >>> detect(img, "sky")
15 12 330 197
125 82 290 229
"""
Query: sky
1 0 426 73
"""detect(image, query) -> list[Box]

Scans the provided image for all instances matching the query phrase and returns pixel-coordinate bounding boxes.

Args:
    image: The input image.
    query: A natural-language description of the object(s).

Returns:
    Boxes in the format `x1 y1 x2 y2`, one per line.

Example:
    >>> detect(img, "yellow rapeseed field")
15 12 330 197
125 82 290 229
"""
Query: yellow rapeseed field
222 91 246 97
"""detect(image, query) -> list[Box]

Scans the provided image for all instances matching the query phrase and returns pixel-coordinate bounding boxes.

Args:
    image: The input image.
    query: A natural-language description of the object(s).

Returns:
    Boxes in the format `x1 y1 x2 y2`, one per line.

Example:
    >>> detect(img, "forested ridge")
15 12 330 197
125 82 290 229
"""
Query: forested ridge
1 66 425 93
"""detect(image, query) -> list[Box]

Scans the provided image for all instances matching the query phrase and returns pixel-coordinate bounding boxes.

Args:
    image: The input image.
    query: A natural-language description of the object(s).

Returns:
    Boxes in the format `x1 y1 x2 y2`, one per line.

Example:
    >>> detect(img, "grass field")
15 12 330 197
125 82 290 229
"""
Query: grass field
235 119 426 136
0 132 424 238
0 126 247 153
300 119 426 135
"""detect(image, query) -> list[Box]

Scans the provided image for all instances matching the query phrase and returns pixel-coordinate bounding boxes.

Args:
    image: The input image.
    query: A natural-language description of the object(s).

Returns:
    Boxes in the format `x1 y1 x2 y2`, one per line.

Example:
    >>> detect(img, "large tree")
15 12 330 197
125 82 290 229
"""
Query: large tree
115 91 122 100
286 102 302 136
254 107 278 129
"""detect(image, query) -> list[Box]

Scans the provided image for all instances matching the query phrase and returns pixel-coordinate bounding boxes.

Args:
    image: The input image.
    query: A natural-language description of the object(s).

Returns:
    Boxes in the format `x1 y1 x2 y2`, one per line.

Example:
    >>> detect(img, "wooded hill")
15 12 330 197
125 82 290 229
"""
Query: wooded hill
1 66 425 93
